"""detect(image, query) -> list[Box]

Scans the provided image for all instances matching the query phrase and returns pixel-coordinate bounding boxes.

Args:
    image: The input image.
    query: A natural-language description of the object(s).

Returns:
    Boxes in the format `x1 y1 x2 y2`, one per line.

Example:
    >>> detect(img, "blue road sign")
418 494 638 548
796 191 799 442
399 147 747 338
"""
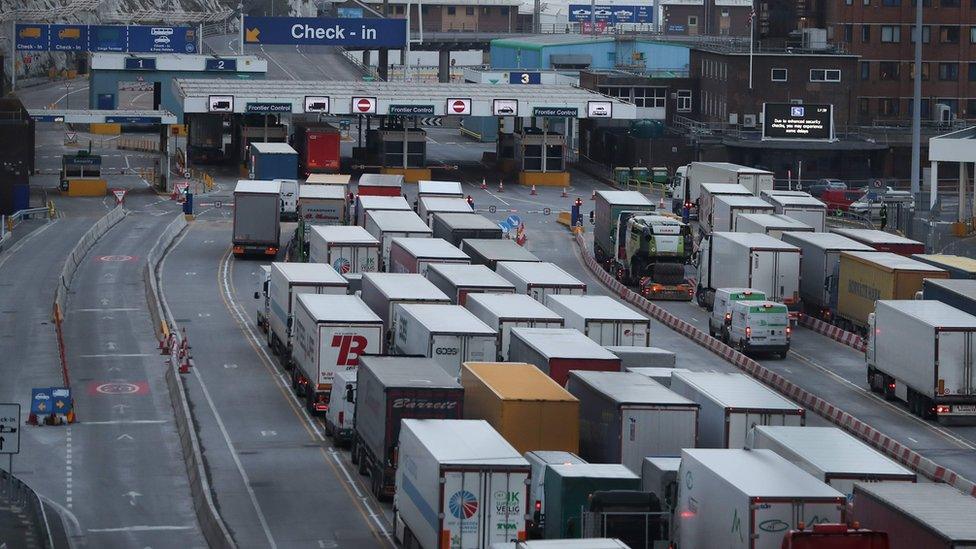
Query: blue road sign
89 25 128 52
205 58 238 71
128 25 197 54
31 114 65 123
51 388 73 415
124 57 157 71
498 221 512 233
31 388 53 415
506 215 522 227
105 115 162 124
509 72 541 85
337 7 365 18
15 24 49 50
568 4 653 24
243 16 407 48
50 25 88 51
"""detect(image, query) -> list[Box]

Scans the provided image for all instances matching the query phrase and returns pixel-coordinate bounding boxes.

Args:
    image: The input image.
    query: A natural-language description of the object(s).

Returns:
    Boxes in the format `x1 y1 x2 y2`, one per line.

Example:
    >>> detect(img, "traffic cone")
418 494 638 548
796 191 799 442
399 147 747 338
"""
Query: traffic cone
66 410 76 424
530 185 537 195
659 197 665 210
481 178 487 190
27 412 37 425
590 190 597 200
498 180 504 193
561 187 568 198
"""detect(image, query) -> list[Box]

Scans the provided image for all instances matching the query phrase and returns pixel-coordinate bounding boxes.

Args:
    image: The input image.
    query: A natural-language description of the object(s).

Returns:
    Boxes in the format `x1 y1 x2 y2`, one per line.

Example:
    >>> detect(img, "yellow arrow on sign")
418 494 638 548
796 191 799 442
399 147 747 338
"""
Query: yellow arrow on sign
245 28 260 43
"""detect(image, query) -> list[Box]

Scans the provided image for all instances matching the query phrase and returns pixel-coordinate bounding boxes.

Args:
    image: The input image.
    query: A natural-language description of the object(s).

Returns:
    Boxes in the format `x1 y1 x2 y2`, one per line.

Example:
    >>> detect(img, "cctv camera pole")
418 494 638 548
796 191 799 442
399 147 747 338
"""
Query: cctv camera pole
589 0 595 34
11 20 16 91
910 0 922 202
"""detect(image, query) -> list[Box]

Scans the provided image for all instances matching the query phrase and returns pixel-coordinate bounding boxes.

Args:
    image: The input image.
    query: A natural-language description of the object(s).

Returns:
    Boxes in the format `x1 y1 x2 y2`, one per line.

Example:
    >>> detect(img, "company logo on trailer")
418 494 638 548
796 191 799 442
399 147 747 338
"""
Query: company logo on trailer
493 491 521 514
392 398 458 410
331 334 367 366
449 490 479 519
332 257 351 274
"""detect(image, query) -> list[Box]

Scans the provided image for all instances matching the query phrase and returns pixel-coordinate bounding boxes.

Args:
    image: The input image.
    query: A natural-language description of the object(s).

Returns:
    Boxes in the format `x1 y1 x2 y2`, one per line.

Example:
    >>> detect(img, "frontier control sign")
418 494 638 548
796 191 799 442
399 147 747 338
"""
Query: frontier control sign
244 16 407 48
763 103 834 141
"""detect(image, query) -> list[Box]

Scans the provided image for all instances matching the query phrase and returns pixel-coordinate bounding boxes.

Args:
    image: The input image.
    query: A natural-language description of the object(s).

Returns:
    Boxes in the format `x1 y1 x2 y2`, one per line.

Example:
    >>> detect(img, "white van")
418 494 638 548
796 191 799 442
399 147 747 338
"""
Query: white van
728 300 791 358
708 288 766 342
273 178 299 220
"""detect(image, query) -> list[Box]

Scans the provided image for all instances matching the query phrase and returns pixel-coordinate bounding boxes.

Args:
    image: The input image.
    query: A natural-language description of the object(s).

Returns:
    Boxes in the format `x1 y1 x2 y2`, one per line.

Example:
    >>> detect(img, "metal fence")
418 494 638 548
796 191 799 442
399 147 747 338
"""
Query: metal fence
0 469 55 548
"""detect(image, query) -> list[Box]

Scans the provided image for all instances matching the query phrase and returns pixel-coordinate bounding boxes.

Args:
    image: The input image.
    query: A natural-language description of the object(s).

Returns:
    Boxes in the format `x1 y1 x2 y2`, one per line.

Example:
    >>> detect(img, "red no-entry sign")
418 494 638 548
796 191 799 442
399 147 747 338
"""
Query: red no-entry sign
352 97 376 114
448 98 471 115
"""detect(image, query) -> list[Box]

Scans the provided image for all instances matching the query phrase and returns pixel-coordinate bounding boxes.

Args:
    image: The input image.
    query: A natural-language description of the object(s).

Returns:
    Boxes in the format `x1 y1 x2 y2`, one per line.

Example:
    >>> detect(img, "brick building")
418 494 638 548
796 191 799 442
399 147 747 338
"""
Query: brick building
662 0 754 37
363 0 520 32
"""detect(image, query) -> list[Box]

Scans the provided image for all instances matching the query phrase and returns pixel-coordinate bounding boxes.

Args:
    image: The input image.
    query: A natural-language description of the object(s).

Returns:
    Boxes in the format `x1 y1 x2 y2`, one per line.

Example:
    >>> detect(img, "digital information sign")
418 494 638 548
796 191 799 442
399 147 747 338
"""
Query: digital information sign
762 103 834 141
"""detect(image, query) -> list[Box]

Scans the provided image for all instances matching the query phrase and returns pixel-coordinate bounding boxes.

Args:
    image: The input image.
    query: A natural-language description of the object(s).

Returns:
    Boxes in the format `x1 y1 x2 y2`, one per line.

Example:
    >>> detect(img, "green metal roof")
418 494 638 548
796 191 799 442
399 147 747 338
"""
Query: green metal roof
491 35 615 50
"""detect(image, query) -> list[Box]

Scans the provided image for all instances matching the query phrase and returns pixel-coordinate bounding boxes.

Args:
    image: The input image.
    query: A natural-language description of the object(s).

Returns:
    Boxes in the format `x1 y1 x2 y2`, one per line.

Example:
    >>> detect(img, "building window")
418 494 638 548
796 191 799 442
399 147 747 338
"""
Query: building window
939 62 959 80
910 25 930 43
880 98 899 116
843 24 853 42
881 26 901 42
500 6 508 15
860 61 870 80
969 63 976 81
863 0 870 4
967 99 976 117
846 0 852 4
466 6 474 15
883 0 901 4
633 87 667 108
861 25 871 42
688 16 698 26
970 26 976 43
912 0 933 6
810 69 842 82
879 61 900 80
447 6 455 14
859 98 870 116
482 7 490 15
940 26 960 43
910 62 929 80
771 68 788 81
942 0 960 6
677 90 692 112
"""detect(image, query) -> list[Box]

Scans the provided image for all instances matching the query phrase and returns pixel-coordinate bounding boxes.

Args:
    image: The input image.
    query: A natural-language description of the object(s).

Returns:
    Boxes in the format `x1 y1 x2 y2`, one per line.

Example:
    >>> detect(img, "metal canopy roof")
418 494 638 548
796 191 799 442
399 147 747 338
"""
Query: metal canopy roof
173 79 638 118
29 109 178 124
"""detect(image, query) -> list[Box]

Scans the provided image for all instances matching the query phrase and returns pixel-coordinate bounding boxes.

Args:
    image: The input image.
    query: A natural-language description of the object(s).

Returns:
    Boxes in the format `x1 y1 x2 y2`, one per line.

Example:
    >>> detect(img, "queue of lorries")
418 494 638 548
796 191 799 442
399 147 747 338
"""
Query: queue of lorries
235 171 976 549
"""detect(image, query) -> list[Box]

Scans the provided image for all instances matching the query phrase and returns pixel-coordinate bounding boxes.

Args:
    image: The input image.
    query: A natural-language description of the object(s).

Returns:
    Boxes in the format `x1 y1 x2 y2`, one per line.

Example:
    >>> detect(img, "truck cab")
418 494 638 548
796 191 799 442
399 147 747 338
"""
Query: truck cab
728 300 791 358
254 265 272 333
273 178 299 221
671 165 691 216
709 288 766 342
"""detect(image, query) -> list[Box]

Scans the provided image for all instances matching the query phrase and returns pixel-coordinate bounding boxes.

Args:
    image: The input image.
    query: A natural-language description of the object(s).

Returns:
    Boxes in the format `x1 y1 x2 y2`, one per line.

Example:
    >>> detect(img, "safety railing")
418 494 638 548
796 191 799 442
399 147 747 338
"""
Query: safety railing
0 203 57 250
0 469 55 549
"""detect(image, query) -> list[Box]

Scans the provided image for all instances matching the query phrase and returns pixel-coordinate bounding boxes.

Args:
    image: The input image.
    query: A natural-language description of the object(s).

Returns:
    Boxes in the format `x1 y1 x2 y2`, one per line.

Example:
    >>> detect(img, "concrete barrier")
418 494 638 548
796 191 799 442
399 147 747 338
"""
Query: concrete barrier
54 205 126 318
573 232 976 498
799 314 867 352
143 215 237 549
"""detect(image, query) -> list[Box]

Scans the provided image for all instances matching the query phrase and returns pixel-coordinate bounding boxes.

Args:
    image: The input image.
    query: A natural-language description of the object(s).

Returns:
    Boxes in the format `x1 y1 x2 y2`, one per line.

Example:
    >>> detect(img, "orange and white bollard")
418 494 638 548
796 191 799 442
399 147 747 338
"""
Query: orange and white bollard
481 178 487 190
659 197 665 210
561 187 568 198
498 180 504 193
530 185 537 195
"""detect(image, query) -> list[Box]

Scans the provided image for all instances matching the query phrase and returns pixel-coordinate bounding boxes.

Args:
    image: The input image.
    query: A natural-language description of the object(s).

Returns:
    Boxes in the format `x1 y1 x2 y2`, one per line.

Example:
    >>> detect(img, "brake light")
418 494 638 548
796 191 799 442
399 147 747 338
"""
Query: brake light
233 245 244 254
887 381 896 390
679 510 695 519
265 246 278 255
314 393 329 412
936 404 951 414
745 326 751 338
535 500 542 512
724 313 731 322
786 326 792 337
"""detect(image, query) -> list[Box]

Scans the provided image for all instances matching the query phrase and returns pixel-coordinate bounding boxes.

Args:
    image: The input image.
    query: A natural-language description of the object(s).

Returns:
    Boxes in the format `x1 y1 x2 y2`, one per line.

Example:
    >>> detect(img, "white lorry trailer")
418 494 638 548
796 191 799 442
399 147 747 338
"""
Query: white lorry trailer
696 231 801 312
426 263 515 305
417 179 463 199
232 180 282 257
672 162 774 216
496 261 586 303
360 273 451 350
394 419 531 549
418 196 474 225
298 184 346 225
364 209 433 269
698 183 751 235
735 213 814 239
464 293 565 360
709 194 775 234
780 232 874 318
760 190 827 232
265 262 348 361
355 195 411 227
392 303 498 377
388 237 471 276
307 225 381 277
544 294 650 346
866 300 976 422
669 371 805 448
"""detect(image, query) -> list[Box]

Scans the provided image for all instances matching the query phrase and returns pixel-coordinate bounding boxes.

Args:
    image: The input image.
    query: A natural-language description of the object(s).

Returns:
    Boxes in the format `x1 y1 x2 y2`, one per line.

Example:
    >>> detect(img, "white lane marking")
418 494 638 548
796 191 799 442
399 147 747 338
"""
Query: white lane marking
159 230 279 549
82 420 168 425
53 85 90 105
908 437 919 443
72 308 141 312
87 525 194 533
260 44 297 80
79 353 156 358
65 427 73 509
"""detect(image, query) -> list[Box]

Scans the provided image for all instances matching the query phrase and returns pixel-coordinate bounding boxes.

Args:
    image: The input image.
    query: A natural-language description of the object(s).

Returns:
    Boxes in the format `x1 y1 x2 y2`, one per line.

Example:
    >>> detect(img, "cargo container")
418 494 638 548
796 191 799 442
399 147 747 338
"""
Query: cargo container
353 356 464 499
496 261 586 302
355 194 411 227
674 448 846 549
669 371 805 448
432 213 503 247
544 295 650 347
233 180 281 257
836 251 948 332
606 347 676 369
324 368 357 445
292 122 340 177
746 426 916 500
593 190 657 266
672 162 774 217
360 273 451 348
922 278 976 317
305 173 350 186
709 194 775 234
640 457 681 511
462 239 541 270
567 371 698 472
357 173 403 196
265 262 348 361
291 294 383 414
734 213 814 239
418 196 474 225
830 228 925 256
389 237 471 276
626 367 690 388
780 232 875 318
508 328 621 385
394 419 530 549
461 362 578 454
866 300 976 421
760 190 827 232
393 304 498 377
249 142 298 180
426 263 515 305
698 183 751 235
911 254 976 279
364 209 433 268
307 225 380 275
417 179 463 199
543 464 641 540
524 451 586 538
696 232 801 311
464 294 565 360
851 482 976 549
298 184 346 225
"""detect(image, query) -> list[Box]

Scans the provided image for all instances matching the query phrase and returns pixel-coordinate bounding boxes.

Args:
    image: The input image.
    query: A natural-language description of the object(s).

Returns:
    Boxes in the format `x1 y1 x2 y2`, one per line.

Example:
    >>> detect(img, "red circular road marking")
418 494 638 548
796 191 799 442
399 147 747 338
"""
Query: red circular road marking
97 255 136 262
88 381 149 395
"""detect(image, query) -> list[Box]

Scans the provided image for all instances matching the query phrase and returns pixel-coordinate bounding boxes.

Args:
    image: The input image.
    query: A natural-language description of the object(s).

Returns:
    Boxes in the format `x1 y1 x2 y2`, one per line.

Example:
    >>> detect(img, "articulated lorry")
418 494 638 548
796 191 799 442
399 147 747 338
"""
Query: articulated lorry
671 162 774 217
696 232 801 312
233 180 281 257
262 262 348 362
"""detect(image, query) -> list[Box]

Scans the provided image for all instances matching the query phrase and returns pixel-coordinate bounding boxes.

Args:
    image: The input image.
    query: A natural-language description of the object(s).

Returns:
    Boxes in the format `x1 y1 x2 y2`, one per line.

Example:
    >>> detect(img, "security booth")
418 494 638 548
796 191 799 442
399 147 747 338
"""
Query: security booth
515 127 566 177
60 149 105 196
367 122 427 169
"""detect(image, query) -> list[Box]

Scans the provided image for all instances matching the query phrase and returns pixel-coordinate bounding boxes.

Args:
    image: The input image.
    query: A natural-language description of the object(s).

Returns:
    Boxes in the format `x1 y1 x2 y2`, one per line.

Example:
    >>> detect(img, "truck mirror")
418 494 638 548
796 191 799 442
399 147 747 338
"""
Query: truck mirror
254 291 260 299
345 384 354 403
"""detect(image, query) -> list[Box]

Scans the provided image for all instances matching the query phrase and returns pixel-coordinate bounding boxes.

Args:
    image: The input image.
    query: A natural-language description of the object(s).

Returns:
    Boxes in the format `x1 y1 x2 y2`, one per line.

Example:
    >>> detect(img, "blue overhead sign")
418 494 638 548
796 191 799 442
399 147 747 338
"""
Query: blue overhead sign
90 25 127 52
205 58 238 71
105 115 162 124
14 23 196 53
128 25 197 53
568 4 653 24
337 7 365 18
509 72 541 84
243 16 407 48
15 24 49 50
50 25 88 51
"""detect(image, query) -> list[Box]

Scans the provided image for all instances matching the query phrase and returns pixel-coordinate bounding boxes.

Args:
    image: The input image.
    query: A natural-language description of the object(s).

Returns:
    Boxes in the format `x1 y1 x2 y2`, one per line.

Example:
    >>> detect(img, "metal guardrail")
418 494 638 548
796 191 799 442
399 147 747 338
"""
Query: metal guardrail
0 205 56 251
1 467 55 548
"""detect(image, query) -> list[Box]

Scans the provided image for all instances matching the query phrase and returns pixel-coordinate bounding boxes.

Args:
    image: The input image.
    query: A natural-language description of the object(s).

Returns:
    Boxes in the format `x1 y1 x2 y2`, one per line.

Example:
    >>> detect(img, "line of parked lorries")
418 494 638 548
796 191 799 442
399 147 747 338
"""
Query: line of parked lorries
229 172 976 548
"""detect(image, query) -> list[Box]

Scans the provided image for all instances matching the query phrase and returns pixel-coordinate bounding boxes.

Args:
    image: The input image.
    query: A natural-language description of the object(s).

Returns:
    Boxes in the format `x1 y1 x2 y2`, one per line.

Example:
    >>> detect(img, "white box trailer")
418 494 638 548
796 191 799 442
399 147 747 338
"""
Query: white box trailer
698 183 751 235
305 173 350 186
508 328 621 386
780 232 874 316
462 239 541 270
418 196 474 225
496 261 586 303
669 371 805 448
393 303 498 377
308 225 381 275
673 162 774 215
710 194 775 234
696 232 801 310
545 295 650 347
641 456 681 510
291 294 384 414
364 209 433 269
360 273 451 349
417 179 464 199
426 263 515 305
356 194 411 227
267 262 349 360
394 419 531 549
760 190 827 231
567 371 699 473
674 448 847 549
298 184 347 225
866 300 976 422
432 213 503 247
746 425 916 501
607 347 676 369
389 237 471 276
626 367 690 387
232 180 281 257
735 213 814 240
464 293 565 360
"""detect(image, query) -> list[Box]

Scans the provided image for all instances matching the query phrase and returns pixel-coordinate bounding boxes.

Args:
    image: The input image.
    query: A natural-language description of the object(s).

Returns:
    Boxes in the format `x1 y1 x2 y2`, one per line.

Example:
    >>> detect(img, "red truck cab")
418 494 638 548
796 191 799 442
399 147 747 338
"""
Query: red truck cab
781 523 889 549
821 189 865 213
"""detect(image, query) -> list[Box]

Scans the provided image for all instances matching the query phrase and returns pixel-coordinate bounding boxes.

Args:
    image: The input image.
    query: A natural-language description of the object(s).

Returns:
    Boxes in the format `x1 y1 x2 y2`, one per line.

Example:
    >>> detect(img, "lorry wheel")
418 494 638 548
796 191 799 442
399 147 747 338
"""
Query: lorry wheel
350 440 360 465
695 286 706 307
358 451 369 476
324 420 334 437
867 367 881 393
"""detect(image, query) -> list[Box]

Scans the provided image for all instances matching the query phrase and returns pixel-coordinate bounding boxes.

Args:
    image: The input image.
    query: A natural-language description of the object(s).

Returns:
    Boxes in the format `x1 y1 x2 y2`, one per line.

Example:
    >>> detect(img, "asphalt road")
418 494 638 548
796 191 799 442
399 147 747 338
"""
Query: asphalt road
205 34 366 81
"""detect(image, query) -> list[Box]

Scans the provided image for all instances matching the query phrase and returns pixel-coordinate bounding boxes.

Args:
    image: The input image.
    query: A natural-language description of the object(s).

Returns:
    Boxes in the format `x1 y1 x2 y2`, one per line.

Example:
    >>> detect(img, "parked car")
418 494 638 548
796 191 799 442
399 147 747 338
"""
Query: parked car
849 187 915 218
803 178 847 198
821 189 864 213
